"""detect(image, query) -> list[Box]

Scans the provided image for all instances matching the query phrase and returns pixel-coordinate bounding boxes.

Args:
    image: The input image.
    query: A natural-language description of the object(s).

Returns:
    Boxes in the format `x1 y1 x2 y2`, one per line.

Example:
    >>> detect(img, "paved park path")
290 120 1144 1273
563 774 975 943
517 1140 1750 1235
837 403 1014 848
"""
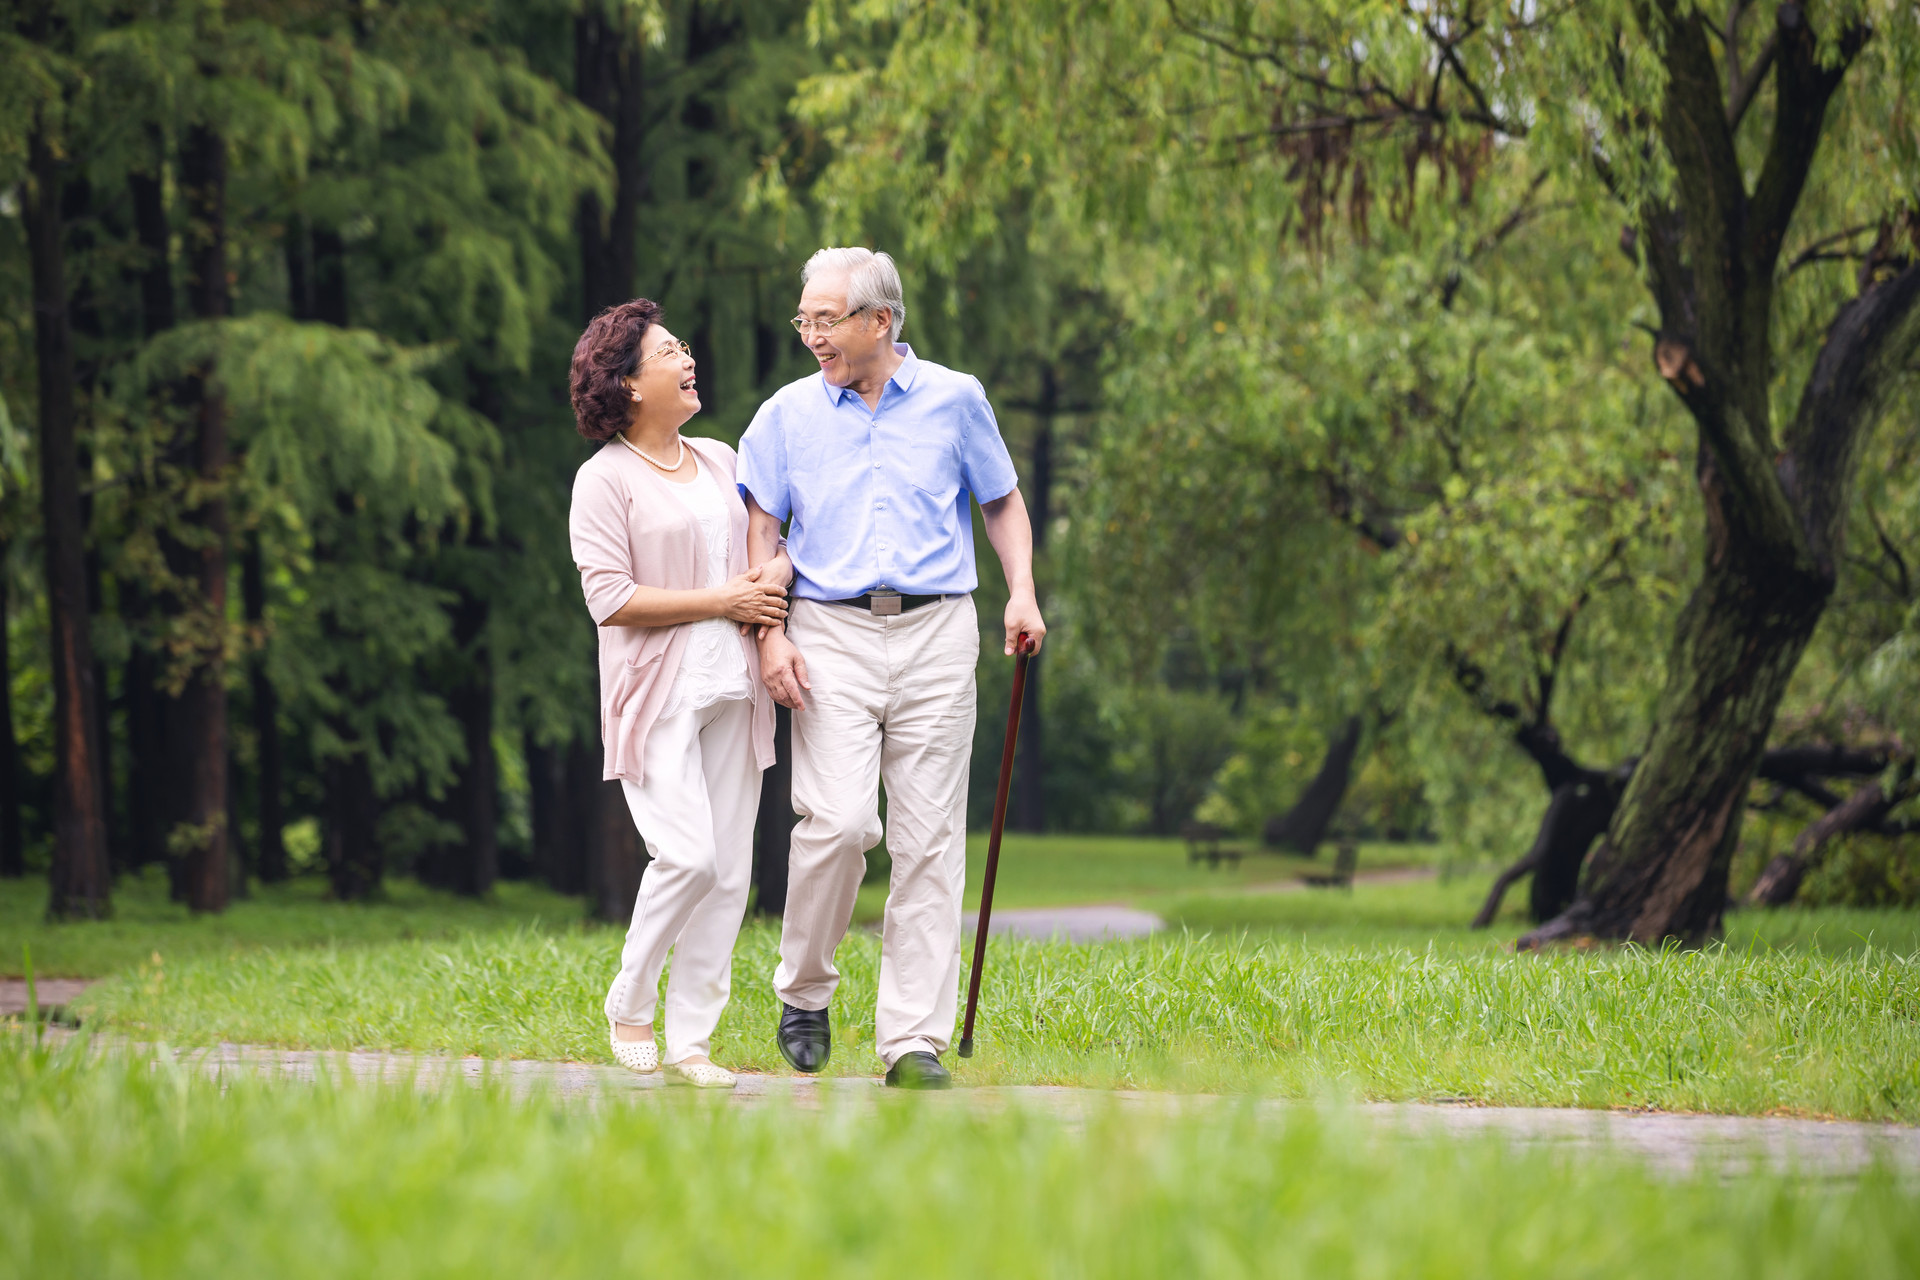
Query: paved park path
13 1024 1914 1181
961 868 1444 943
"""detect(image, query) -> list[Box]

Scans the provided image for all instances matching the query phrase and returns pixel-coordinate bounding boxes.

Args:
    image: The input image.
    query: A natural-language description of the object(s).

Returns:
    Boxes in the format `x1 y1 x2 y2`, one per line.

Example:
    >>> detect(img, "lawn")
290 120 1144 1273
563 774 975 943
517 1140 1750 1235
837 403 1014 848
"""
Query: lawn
3 1038 1915 1280
1 866 587 978
10 845 1920 1121
855 832 1440 921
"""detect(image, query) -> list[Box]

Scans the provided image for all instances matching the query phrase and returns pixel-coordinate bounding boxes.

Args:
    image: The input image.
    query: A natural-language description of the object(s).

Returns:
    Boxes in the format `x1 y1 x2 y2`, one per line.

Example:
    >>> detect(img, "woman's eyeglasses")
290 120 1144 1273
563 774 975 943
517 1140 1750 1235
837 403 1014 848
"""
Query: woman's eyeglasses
638 338 693 366
790 306 868 338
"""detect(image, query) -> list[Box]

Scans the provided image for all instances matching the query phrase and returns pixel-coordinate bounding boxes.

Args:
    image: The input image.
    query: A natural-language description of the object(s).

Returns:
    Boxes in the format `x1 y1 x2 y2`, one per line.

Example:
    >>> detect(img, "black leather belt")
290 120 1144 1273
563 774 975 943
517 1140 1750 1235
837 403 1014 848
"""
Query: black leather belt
823 589 957 617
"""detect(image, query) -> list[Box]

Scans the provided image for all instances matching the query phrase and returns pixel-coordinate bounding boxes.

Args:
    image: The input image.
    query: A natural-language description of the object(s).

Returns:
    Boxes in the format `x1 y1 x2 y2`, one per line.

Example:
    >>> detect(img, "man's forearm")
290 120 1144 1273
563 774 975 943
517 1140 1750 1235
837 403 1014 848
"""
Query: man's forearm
746 498 790 582
981 488 1036 596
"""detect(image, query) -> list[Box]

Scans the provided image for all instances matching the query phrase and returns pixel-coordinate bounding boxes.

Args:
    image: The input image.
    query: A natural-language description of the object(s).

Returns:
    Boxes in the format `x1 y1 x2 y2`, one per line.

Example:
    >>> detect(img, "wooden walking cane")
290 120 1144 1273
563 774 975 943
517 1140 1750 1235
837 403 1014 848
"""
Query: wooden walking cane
958 632 1035 1059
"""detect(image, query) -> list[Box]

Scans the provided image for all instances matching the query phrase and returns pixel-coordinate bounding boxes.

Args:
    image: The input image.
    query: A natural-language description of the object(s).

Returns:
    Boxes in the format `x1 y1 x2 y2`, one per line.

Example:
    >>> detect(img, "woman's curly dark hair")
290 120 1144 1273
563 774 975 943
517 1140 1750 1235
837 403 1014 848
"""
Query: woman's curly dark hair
570 298 662 441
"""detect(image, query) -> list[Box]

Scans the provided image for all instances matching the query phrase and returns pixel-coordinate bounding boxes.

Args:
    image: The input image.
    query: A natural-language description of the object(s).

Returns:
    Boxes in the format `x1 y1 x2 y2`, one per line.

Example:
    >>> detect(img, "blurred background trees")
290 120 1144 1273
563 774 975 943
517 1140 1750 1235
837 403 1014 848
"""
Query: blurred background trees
3 0 1918 937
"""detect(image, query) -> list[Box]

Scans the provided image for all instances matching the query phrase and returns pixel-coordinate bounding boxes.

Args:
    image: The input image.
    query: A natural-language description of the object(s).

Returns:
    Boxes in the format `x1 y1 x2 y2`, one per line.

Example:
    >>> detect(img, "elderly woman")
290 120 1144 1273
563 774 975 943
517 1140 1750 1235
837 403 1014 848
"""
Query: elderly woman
568 298 789 1089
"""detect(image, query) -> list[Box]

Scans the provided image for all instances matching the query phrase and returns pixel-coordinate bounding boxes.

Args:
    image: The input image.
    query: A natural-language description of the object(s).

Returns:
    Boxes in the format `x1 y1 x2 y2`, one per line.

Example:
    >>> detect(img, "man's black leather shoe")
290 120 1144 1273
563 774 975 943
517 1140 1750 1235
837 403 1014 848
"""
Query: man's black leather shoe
777 1003 831 1073
883 1051 951 1090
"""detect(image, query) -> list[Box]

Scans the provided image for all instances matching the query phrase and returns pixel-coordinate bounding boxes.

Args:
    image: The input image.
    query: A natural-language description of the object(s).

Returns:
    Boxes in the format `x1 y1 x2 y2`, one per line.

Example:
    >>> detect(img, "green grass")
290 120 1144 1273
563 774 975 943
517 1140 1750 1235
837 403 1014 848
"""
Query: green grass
856 832 1443 921
3 1038 1915 1280
1159 874 1920 956
0 866 592 978
14 855 1920 1121
74 896 1920 1120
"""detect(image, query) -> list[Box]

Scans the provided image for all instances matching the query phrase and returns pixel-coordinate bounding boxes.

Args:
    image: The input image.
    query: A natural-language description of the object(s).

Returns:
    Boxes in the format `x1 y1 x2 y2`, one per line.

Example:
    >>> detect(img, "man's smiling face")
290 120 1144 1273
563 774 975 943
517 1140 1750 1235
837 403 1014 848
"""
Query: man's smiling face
796 268 890 388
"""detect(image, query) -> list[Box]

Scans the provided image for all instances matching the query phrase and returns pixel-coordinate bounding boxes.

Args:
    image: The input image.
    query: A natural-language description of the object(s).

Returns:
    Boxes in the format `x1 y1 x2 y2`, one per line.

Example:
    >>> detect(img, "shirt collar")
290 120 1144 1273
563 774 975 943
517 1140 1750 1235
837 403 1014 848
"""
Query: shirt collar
819 343 920 404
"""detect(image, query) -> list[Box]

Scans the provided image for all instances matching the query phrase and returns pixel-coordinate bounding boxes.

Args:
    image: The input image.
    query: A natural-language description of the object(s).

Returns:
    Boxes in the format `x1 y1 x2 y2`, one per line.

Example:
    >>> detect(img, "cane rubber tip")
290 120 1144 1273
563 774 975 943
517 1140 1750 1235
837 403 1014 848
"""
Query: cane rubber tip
957 1038 974 1059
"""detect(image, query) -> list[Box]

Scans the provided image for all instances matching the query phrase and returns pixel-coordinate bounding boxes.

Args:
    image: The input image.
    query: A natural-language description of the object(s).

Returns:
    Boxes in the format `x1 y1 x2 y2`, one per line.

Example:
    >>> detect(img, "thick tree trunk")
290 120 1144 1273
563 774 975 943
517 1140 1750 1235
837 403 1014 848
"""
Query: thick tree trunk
1263 715 1362 856
1471 770 1624 928
587 770 647 925
27 123 112 919
1013 386 1052 833
0 539 21 878
528 735 582 893
1519 5 1919 945
551 737 596 896
324 751 381 901
575 2 644 318
570 19 648 916
176 121 232 913
752 704 794 914
1525 550 1827 945
441 592 498 897
125 130 183 880
242 539 287 882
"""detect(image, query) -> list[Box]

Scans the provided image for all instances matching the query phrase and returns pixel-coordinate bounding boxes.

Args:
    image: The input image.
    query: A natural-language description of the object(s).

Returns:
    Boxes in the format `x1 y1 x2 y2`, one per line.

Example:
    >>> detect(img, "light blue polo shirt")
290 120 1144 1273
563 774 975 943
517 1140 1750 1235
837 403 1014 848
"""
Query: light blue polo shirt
737 345 1019 601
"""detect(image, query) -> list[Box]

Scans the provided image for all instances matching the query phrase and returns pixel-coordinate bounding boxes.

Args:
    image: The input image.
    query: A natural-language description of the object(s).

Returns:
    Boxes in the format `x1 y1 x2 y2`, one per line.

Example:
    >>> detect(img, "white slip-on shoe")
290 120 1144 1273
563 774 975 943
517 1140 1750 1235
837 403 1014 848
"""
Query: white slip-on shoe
664 1059 737 1089
608 1019 659 1074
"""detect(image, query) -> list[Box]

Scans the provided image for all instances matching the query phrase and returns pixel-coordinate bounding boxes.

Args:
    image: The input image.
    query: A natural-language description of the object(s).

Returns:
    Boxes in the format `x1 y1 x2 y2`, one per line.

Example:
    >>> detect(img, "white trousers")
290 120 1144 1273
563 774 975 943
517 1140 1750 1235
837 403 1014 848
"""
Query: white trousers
603 695 761 1064
774 595 979 1066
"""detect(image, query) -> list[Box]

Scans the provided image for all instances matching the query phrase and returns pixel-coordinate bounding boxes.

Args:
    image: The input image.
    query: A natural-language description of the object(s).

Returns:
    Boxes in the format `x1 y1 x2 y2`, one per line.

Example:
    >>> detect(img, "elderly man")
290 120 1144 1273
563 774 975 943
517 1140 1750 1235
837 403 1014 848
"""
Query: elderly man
739 247 1045 1090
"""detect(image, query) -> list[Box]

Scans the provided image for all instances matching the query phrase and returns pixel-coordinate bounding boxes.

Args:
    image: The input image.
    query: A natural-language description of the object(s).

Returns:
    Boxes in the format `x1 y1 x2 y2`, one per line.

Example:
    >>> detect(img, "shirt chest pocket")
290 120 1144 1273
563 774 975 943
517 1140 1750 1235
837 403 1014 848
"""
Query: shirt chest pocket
905 438 961 500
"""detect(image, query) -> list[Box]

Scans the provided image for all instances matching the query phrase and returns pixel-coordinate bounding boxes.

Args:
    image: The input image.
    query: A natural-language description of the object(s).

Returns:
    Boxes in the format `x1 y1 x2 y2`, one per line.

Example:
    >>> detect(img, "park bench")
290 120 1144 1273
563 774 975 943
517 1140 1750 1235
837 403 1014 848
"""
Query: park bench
1181 821 1243 870
1302 839 1358 889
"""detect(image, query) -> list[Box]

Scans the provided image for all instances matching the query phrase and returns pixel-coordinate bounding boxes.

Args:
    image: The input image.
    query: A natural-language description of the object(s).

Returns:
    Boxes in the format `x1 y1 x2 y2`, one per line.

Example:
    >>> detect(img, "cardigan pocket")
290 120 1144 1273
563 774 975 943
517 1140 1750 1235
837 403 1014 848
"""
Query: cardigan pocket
607 649 666 715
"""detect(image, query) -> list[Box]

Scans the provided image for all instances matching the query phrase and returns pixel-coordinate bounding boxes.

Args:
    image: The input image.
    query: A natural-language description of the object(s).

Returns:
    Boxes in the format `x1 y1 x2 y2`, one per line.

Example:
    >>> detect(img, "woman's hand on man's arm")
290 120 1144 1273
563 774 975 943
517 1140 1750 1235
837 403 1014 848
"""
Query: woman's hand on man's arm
598 579 785 629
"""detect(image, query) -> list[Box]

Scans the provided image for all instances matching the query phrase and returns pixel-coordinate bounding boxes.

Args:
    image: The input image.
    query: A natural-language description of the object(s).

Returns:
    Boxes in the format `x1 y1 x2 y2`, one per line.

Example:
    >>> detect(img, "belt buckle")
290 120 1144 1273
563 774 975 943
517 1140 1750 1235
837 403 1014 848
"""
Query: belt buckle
869 588 903 617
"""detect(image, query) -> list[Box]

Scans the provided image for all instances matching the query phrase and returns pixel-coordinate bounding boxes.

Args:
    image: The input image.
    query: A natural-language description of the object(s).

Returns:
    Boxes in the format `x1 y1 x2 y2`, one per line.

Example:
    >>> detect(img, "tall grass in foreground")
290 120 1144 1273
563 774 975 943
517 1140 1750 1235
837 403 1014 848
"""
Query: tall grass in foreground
2 1039 1914 1280
79 923 1920 1120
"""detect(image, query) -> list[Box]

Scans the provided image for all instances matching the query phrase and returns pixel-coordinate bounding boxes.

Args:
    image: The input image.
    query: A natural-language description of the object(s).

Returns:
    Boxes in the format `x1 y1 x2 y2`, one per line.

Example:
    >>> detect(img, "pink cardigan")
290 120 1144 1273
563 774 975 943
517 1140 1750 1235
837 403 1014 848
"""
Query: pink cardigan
569 435 776 784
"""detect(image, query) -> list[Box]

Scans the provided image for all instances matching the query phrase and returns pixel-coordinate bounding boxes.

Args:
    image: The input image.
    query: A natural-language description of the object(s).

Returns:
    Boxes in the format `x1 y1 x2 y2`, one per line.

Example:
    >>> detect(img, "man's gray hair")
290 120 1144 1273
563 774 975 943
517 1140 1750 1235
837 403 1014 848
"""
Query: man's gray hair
803 246 907 341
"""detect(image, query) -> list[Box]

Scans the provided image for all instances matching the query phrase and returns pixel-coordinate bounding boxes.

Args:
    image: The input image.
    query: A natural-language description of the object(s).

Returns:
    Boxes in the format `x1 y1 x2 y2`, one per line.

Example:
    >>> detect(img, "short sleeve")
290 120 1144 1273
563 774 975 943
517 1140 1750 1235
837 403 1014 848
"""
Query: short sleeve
959 377 1018 504
569 464 639 625
736 402 791 520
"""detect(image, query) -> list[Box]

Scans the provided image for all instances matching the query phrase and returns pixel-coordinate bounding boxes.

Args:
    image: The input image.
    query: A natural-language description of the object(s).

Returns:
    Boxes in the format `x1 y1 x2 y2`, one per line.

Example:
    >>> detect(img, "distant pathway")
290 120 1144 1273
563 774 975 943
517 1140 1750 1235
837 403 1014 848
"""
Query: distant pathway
1240 866 1439 895
965 904 1165 942
956 867 1445 943
21 1032 1916 1180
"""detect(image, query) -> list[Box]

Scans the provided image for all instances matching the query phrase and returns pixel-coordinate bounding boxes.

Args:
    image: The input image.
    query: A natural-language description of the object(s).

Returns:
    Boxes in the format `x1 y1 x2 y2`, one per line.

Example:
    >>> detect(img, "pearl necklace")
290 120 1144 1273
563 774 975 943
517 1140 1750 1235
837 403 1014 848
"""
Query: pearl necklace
620 433 687 472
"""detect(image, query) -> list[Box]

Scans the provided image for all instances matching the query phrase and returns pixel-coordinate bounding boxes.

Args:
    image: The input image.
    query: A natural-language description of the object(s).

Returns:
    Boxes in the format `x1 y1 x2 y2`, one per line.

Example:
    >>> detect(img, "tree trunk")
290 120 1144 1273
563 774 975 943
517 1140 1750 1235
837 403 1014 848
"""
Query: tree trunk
575 1 644 318
324 751 381 901
27 121 112 919
1013 381 1052 833
124 129 183 879
528 734 582 892
1526 547 1828 944
1746 769 1914 907
1263 715 1362 856
587 770 646 925
1522 5 1920 945
570 16 648 916
1470 771 1624 928
242 538 287 882
752 704 794 914
0 537 22 877
175 120 232 913
442 591 498 897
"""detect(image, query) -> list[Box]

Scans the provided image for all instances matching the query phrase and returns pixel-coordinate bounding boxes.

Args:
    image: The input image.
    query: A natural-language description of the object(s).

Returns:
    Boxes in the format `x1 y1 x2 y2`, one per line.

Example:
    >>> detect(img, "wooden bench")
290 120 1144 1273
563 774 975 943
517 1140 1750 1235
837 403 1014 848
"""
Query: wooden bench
1181 821 1244 870
1302 839 1358 889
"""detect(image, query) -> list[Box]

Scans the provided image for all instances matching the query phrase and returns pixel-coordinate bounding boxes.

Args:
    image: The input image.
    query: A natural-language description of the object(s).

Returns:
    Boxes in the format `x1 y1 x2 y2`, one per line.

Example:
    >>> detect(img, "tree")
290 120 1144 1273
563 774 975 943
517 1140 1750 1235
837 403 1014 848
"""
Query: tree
798 0 1920 936
1520 2 1920 944
12 14 112 917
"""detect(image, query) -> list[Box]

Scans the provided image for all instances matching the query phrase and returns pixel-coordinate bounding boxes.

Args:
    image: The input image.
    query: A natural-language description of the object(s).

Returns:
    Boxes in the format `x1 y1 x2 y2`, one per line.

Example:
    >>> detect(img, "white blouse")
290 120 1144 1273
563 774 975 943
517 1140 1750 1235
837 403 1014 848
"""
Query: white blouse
657 457 753 719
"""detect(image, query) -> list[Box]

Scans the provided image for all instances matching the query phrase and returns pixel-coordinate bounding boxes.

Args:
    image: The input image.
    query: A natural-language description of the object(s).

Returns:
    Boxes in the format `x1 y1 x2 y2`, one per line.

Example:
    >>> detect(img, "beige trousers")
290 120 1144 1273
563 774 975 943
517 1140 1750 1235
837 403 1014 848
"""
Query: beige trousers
774 595 979 1065
603 696 761 1064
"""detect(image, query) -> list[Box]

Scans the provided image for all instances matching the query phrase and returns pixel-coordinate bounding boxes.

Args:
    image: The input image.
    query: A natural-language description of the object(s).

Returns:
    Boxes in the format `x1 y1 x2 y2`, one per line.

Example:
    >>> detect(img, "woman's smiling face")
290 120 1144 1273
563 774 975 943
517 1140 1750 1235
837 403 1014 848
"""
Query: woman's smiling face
625 324 699 418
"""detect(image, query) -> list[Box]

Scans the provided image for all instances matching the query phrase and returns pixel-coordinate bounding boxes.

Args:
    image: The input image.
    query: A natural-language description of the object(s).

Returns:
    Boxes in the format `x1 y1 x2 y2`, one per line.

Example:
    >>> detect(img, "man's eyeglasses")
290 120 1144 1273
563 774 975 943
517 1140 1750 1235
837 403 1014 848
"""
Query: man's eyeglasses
790 306 868 338
637 338 693 367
